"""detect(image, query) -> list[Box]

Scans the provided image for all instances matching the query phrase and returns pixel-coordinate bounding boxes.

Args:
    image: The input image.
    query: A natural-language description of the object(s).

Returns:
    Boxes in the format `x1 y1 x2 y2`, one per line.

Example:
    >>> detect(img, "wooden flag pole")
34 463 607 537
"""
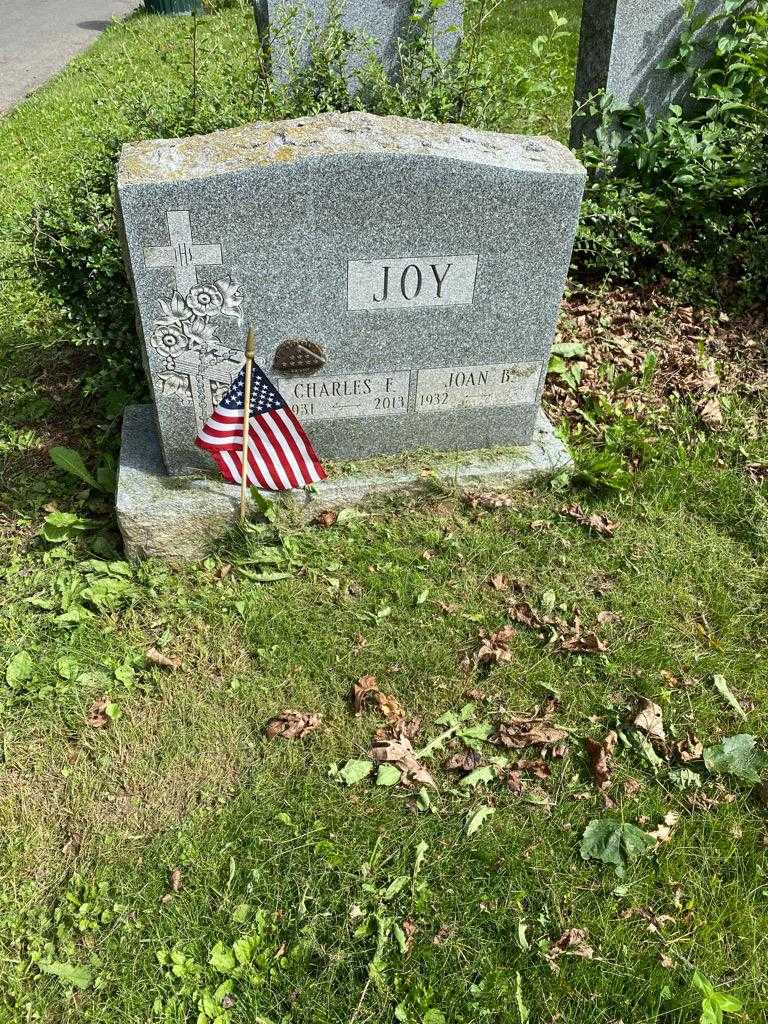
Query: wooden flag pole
239 328 256 523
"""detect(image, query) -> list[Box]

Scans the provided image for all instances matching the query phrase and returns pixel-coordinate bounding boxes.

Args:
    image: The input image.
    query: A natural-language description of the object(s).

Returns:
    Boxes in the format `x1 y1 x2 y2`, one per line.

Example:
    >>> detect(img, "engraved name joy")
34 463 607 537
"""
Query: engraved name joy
347 255 479 311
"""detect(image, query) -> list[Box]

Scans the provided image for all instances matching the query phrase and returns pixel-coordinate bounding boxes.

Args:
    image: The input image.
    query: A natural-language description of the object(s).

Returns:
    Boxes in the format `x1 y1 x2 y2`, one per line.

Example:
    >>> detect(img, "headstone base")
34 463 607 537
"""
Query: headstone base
117 404 573 561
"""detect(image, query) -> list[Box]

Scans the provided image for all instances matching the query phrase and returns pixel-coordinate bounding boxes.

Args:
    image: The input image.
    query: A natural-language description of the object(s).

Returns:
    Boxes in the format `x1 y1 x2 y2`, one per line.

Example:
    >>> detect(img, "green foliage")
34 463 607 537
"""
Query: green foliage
579 818 656 876
574 0 768 305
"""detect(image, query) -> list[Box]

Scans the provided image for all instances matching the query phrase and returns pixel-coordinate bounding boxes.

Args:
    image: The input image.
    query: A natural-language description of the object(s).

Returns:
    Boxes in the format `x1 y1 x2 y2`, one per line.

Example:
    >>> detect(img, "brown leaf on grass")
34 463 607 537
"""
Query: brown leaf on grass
650 811 680 844
463 491 513 511
508 601 544 629
624 777 642 798
633 700 666 742
503 769 525 795
492 714 569 751
401 919 418 951
473 625 517 668
374 717 422 744
265 710 321 740
161 867 183 903
559 631 608 654
515 758 552 780
87 696 110 729
585 731 618 790
620 907 676 933
369 736 436 788
351 675 406 723
444 748 486 774
312 510 338 528
545 929 595 972
699 395 724 428
562 504 618 537
488 573 510 592
146 647 181 671
433 924 453 945
673 735 703 763
596 610 622 626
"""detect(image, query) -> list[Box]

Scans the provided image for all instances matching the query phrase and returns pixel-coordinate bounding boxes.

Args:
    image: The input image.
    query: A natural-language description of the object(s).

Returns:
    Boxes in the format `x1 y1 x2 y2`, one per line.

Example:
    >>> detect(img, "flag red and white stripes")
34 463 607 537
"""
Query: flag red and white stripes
195 363 326 491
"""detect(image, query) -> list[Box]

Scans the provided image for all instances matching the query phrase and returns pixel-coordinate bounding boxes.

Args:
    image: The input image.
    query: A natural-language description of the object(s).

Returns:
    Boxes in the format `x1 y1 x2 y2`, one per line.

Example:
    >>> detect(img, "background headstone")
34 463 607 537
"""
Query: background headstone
570 0 726 148
253 0 464 83
116 112 585 476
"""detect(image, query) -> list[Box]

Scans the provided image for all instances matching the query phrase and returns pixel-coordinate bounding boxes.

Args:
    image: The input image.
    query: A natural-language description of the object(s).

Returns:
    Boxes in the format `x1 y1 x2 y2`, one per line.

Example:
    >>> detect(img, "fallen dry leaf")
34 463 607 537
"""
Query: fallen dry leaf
492 714 569 751
265 710 321 740
86 696 110 729
402 918 418 951
146 647 182 671
585 731 618 790
433 924 452 945
488 573 510 592
699 395 724 428
633 700 666 742
473 625 517 668
596 610 621 626
674 735 704 763
650 811 680 844
370 735 436 788
170 867 182 892
545 929 595 972
312 510 338 528
444 748 486 774
559 631 608 655
562 504 618 538
463 491 514 511
620 907 676 933
351 675 406 722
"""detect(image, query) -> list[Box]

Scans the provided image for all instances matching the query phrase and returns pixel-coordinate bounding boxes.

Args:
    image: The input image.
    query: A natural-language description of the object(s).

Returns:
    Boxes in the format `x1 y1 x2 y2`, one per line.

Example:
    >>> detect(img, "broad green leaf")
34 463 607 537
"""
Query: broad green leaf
712 675 747 720
466 805 495 836
515 971 530 1024
375 763 401 787
393 922 407 954
413 840 428 877
338 759 374 786
208 941 236 974
580 819 655 877
423 1011 446 1024
336 507 368 525
383 875 409 900
39 961 93 989
692 971 743 1023
6 650 34 686
459 765 496 789
703 734 766 784
232 933 258 965
49 447 99 489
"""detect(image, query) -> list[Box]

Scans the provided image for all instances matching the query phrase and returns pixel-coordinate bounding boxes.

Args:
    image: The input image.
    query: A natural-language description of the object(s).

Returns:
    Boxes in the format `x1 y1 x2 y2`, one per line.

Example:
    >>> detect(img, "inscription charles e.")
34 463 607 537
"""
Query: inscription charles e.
277 371 410 422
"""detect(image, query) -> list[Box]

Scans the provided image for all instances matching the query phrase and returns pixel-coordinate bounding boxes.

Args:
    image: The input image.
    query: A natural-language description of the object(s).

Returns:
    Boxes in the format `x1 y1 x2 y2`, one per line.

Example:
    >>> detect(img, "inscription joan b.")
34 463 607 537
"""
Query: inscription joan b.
348 255 479 311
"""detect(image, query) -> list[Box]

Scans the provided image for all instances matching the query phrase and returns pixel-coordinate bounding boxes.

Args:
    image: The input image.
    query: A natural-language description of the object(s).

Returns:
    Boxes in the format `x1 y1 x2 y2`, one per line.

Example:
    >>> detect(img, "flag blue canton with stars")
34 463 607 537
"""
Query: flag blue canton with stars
195 362 327 492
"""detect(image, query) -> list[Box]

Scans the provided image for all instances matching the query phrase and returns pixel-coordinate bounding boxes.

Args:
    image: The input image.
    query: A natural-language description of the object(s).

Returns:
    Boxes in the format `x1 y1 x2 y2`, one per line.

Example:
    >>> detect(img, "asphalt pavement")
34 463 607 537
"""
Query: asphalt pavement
0 0 138 114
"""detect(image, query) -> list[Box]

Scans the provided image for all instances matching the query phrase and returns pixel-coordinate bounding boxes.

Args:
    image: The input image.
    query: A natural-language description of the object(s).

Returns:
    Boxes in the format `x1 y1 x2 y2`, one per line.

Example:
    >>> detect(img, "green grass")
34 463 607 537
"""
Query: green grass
2 433 768 1022
2 2 768 1023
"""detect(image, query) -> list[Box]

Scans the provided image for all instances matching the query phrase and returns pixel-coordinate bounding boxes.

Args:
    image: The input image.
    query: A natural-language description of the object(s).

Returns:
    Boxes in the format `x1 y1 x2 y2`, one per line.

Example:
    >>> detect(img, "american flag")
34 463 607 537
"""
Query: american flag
195 363 326 491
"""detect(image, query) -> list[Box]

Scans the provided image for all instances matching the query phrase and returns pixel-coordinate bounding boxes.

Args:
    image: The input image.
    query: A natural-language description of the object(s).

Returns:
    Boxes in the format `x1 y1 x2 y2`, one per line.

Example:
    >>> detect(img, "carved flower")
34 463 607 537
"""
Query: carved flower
213 276 243 319
183 316 218 355
150 324 187 357
187 284 224 318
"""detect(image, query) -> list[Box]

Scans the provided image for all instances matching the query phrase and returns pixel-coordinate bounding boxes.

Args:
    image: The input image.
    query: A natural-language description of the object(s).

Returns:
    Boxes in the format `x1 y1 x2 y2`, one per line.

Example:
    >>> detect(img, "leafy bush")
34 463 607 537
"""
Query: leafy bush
19 1 573 390
574 0 768 305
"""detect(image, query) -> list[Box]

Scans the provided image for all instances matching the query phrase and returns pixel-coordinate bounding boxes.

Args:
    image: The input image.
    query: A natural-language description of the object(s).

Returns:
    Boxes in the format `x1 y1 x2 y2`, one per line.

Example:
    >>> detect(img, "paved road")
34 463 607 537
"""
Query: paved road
0 0 137 114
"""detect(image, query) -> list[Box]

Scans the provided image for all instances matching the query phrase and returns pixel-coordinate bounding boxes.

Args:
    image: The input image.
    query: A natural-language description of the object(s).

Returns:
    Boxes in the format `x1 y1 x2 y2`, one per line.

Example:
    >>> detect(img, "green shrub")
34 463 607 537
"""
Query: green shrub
574 0 768 305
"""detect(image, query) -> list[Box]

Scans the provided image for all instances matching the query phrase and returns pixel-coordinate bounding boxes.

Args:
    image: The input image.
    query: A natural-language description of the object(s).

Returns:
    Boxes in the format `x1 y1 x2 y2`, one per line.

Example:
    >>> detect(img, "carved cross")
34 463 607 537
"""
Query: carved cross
143 210 223 295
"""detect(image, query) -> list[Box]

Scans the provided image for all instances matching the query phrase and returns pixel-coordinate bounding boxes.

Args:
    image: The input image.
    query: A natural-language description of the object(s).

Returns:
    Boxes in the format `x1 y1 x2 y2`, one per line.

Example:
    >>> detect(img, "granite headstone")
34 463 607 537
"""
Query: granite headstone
116 111 585 479
571 0 726 147
254 0 464 83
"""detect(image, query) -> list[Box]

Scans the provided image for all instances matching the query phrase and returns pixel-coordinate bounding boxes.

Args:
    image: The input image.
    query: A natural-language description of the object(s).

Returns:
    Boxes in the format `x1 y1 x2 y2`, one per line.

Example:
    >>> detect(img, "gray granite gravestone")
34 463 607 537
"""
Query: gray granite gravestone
115 112 584 557
253 0 464 83
571 0 726 148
